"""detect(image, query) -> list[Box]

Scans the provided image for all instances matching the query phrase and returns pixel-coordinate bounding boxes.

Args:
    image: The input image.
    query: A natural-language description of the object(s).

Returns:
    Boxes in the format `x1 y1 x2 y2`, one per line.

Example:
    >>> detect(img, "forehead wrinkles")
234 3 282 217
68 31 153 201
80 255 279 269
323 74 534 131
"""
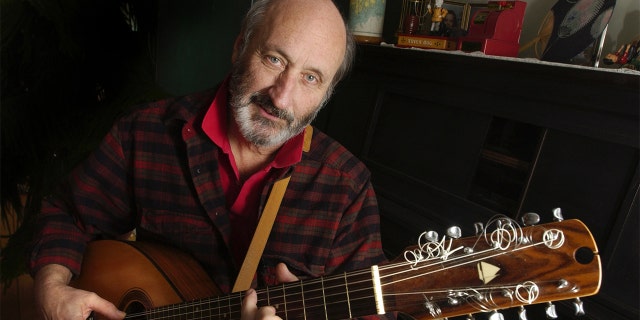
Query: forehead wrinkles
257 0 346 76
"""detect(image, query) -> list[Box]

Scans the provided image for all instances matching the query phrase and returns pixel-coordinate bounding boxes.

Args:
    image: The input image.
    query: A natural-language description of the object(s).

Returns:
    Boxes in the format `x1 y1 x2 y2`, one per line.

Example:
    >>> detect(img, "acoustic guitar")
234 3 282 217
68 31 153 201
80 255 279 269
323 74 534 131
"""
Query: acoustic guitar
72 217 601 319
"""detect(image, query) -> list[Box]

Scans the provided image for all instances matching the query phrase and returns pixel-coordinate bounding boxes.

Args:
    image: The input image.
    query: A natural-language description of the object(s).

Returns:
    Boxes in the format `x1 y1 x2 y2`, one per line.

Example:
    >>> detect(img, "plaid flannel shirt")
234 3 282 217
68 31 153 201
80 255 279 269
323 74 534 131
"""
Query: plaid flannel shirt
29 86 387 297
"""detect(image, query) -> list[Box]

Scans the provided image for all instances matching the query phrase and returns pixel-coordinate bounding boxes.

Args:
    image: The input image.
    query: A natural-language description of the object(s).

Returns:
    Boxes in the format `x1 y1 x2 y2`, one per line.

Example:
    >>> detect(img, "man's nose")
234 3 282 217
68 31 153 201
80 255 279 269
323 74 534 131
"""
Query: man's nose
269 70 296 109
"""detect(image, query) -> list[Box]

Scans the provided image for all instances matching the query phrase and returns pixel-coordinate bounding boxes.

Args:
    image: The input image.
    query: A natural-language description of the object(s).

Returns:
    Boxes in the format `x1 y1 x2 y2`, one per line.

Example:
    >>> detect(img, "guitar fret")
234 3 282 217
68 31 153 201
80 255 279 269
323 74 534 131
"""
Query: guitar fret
300 280 306 320
219 294 224 319
344 272 352 319
283 283 288 320
321 277 328 320
267 285 271 305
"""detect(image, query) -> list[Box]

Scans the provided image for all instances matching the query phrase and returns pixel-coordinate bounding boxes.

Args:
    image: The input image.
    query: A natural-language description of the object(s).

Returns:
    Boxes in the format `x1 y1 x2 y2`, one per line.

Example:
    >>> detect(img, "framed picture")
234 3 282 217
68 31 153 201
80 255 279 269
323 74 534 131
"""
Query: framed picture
442 1 466 29
424 0 465 37
465 2 491 30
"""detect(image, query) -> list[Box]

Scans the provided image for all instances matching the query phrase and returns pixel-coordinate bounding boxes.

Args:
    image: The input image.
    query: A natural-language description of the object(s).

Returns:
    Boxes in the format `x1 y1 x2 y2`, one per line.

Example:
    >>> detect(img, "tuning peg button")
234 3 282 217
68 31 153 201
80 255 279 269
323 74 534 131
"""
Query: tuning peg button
425 231 438 242
557 279 569 289
518 306 528 320
573 298 585 316
552 208 564 222
488 310 504 320
546 302 558 319
446 226 462 239
474 222 484 235
521 212 540 226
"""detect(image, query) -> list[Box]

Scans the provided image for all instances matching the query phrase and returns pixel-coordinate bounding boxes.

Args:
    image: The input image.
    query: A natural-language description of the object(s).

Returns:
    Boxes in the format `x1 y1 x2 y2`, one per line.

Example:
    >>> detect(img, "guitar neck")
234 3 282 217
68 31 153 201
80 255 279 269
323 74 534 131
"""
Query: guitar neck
128 269 381 320
119 218 600 320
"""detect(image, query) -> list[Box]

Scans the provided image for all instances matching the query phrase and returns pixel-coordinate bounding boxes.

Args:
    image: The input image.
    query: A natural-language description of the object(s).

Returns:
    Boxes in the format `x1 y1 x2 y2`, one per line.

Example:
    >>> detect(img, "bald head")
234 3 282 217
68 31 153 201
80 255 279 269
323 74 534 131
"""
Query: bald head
235 0 355 90
227 0 356 148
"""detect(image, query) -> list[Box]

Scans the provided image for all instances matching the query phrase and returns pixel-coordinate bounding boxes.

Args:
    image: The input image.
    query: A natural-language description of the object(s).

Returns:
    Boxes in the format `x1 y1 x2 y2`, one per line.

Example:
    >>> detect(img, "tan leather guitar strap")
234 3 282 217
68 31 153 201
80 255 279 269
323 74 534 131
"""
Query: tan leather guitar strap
232 125 313 293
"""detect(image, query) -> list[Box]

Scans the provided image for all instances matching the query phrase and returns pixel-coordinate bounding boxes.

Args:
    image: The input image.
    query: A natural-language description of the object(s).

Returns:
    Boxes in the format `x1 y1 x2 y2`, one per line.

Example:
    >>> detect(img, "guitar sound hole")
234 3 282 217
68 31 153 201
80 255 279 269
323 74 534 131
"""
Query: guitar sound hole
575 246 594 264
123 302 147 319
119 289 152 319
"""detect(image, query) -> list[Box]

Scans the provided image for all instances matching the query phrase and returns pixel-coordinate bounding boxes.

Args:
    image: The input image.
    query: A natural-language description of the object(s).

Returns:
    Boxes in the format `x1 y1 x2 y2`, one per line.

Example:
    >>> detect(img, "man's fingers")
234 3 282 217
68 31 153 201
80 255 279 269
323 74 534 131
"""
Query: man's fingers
85 292 126 320
241 289 258 320
257 305 279 319
275 263 299 283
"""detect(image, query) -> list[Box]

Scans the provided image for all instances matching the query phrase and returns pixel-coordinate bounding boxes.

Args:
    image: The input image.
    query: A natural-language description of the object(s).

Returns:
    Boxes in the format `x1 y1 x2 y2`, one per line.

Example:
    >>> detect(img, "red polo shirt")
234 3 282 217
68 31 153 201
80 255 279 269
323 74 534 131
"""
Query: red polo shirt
201 78 305 266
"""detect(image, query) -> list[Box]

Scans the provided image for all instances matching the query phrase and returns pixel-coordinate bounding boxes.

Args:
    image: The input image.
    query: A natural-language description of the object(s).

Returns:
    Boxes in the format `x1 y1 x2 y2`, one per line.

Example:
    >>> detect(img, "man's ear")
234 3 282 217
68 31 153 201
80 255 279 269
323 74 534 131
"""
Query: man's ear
231 35 243 63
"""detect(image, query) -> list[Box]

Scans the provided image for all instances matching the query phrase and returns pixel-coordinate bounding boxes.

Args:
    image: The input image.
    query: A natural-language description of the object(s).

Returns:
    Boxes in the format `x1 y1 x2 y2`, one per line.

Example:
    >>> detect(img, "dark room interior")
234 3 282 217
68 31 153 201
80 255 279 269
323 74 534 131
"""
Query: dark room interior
2 0 638 319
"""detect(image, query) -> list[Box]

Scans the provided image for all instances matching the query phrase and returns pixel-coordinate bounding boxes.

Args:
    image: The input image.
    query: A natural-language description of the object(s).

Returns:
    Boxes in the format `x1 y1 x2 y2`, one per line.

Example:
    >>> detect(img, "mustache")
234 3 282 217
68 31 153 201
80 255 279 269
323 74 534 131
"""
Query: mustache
250 93 295 123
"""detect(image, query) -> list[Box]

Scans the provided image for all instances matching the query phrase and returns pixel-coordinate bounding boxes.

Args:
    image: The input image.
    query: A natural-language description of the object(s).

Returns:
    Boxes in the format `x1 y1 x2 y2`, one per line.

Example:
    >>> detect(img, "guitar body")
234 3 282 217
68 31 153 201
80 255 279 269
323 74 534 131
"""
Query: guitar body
72 240 219 314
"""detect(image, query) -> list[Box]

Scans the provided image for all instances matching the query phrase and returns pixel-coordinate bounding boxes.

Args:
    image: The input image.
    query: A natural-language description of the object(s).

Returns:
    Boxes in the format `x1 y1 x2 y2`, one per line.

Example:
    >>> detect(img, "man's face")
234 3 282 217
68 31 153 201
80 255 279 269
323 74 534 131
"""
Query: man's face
229 0 346 148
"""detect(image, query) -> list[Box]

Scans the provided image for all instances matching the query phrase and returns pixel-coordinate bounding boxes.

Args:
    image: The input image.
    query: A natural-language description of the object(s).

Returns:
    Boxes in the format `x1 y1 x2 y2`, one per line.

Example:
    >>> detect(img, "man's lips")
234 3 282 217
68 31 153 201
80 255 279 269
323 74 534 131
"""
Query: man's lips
257 103 282 121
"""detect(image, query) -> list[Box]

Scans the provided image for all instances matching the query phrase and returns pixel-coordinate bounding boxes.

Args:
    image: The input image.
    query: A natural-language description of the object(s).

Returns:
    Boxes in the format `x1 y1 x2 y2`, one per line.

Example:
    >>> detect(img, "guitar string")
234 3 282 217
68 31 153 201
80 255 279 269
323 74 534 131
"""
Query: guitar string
124 238 549 319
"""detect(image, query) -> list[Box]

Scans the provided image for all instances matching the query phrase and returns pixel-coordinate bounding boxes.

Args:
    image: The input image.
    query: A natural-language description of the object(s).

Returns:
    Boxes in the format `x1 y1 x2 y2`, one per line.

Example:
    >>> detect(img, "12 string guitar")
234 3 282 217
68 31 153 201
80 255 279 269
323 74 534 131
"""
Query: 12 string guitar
73 213 601 319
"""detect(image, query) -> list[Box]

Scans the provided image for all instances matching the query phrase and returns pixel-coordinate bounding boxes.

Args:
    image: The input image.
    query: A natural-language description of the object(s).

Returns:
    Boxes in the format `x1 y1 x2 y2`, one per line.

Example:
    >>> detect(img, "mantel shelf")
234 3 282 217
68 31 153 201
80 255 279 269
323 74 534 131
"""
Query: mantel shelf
378 43 640 77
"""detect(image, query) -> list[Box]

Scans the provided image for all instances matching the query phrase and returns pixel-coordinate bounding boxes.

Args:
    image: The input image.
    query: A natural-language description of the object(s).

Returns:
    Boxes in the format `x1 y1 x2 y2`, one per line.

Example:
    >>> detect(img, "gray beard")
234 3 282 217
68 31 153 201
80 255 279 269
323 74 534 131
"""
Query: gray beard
228 64 320 148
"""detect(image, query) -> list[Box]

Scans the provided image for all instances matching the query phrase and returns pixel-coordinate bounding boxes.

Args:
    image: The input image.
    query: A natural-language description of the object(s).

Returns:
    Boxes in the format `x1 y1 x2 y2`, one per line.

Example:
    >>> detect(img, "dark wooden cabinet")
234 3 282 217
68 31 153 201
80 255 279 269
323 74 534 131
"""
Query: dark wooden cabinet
314 44 639 320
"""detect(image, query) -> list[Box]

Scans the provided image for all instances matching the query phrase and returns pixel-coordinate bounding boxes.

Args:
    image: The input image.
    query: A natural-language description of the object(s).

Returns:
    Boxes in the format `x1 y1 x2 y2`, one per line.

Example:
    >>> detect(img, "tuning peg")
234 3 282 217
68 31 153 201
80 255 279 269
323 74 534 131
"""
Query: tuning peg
518 306 528 320
573 298 585 316
488 310 504 320
446 226 462 239
474 222 484 235
552 208 564 222
545 302 558 319
521 212 540 226
465 315 475 320
557 279 569 289
425 230 438 242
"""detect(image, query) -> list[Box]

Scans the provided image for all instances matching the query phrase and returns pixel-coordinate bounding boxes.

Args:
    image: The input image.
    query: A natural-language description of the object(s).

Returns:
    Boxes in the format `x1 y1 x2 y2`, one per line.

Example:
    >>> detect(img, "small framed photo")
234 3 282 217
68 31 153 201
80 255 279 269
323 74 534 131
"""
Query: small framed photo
432 0 466 38
465 2 491 30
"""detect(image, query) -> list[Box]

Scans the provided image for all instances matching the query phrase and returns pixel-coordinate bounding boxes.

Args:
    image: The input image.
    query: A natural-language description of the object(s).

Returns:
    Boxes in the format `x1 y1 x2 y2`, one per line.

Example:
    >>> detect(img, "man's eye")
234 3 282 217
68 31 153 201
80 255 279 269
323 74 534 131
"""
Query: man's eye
267 56 282 65
304 74 317 83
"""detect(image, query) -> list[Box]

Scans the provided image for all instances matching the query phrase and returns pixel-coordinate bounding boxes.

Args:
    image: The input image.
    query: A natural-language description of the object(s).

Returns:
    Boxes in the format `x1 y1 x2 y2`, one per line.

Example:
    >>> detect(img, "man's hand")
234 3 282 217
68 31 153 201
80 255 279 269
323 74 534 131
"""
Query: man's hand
241 262 299 320
34 264 126 320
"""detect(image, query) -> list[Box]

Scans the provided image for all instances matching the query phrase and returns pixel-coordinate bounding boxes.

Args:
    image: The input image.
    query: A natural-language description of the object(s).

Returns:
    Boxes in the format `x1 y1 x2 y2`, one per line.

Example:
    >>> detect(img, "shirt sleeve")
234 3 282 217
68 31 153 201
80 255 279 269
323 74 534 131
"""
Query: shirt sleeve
327 179 396 320
29 120 136 277
324 179 387 273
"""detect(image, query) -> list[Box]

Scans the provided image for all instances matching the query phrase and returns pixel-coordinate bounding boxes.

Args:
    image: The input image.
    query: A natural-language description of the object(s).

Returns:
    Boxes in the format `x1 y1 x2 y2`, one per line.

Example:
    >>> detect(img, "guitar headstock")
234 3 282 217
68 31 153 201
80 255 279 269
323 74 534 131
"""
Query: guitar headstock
381 210 601 319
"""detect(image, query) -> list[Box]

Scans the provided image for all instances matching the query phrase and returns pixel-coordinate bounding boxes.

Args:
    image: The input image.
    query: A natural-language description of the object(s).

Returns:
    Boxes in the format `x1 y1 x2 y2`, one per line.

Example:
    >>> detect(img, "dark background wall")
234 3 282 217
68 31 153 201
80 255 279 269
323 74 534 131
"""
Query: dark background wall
155 0 250 95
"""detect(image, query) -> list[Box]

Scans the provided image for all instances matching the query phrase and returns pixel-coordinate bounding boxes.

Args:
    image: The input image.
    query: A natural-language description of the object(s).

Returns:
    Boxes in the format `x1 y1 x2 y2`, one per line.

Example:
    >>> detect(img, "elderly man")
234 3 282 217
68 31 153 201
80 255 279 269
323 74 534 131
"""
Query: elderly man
30 0 389 319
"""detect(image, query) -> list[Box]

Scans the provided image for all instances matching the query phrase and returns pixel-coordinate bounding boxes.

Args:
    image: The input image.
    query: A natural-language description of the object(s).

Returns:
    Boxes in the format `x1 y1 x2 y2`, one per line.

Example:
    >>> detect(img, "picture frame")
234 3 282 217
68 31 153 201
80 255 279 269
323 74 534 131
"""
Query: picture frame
420 0 467 37
466 2 491 30
441 0 466 31
431 0 489 38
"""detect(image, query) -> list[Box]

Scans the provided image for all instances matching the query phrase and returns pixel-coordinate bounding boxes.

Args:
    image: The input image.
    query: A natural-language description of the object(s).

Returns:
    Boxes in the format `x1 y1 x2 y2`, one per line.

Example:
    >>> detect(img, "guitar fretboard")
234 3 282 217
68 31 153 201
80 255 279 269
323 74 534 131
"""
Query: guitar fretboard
126 268 379 320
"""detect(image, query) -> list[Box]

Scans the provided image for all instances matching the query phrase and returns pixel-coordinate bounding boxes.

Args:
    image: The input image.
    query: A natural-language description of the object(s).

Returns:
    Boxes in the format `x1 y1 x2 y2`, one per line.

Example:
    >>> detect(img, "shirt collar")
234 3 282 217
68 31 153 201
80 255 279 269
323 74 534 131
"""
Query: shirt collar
201 76 305 169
